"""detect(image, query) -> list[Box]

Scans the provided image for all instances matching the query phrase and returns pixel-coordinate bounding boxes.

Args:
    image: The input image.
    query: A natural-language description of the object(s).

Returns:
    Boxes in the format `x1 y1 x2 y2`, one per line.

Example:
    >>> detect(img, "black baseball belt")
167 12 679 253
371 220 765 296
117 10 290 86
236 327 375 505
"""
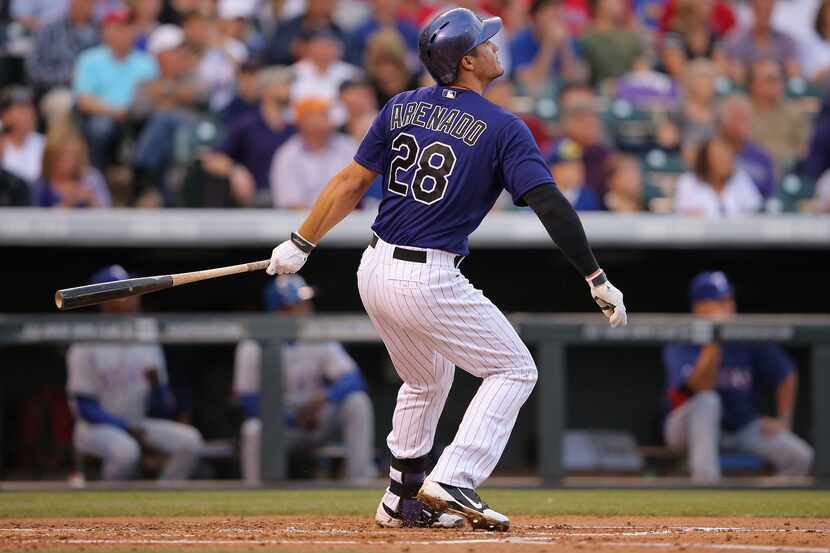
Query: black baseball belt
370 235 464 268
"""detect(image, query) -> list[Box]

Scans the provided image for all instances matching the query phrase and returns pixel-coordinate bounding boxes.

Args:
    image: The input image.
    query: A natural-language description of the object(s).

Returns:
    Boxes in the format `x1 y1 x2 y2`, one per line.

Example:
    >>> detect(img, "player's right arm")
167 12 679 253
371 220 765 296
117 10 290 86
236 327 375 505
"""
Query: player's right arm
266 101 388 275
498 117 627 326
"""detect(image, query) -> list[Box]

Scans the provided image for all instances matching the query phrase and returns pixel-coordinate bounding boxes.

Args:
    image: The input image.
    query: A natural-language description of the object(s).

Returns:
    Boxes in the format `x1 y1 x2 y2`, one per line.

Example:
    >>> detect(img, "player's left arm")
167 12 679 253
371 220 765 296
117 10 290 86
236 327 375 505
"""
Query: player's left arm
499 117 626 326
266 161 378 275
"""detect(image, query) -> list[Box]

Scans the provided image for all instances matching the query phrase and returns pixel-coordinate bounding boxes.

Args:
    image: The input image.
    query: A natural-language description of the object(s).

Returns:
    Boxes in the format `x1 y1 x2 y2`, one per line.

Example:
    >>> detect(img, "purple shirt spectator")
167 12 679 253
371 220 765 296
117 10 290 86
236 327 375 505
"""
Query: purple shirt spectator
615 70 681 111
805 104 830 181
217 111 296 192
721 28 797 67
735 141 776 198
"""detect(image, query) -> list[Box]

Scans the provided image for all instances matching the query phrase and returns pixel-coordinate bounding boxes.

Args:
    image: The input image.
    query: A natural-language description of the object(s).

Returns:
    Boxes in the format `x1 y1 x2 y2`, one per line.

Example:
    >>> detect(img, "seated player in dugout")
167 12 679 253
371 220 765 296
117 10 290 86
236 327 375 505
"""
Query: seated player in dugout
663 271 814 482
66 266 204 481
233 275 376 485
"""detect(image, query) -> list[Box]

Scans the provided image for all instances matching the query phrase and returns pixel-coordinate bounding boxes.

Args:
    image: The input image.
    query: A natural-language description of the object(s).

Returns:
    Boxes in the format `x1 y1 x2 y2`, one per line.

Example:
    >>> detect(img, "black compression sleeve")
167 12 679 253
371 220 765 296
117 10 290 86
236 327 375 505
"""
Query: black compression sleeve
523 184 600 277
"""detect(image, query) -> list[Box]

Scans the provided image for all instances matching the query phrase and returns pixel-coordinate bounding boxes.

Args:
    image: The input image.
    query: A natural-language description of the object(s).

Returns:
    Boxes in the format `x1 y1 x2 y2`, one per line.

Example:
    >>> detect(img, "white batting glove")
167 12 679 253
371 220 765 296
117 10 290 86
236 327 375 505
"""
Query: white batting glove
587 270 628 327
266 232 316 275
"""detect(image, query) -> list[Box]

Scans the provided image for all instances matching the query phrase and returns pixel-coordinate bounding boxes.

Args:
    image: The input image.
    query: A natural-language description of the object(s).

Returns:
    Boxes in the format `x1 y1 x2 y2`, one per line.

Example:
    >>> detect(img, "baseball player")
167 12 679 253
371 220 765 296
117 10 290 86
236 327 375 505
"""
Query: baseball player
265 8 627 531
234 275 376 485
663 271 813 482
67 266 204 481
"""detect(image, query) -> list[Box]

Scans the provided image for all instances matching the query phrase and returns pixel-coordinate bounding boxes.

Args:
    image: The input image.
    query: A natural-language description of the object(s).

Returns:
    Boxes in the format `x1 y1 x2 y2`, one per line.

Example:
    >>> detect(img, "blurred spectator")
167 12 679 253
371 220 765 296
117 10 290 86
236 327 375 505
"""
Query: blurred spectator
555 84 615 196
579 0 645 86
546 138 603 211
659 0 736 43
720 0 800 85
10 0 69 32
364 29 419 106
264 0 357 66
339 78 378 142
655 33 688 81
0 168 31 206
681 59 718 146
660 0 734 60
219 59 261 125
290 29 360 124
215 0 251 63
34 123 111 208
351 0 419 62
485 79 551 150
67 265 204 481
204 66 295 206
748 59 810 170
615 58 681 112
674 137 762 217
133 0 163 51
25 0 99 95
509 0 585 96
182 10 241 112
804 100 830 180
602 153 664 212
270 98 356 208
74 8 158 169
663 271 813 483
0 87 44 185
717 94 776 198
131 24 209 206
234 275 375 484
800 0 830 91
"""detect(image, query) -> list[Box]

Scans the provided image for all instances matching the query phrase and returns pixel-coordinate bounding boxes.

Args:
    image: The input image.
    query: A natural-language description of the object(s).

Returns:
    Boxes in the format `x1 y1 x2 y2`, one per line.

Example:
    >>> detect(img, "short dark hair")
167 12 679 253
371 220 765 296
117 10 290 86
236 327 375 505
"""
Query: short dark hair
530 0 558 16
816 0 830 39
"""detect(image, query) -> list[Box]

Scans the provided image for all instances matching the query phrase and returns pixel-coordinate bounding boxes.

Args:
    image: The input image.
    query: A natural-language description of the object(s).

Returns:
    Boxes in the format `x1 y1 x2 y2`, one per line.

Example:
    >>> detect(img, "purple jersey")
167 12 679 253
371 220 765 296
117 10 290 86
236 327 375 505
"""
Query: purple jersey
354 85 553 255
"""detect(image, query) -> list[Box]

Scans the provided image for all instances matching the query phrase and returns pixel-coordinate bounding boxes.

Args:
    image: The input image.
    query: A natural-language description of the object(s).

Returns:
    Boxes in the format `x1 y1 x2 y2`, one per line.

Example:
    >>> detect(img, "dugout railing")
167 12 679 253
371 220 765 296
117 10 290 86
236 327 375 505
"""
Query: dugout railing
0 313 828 487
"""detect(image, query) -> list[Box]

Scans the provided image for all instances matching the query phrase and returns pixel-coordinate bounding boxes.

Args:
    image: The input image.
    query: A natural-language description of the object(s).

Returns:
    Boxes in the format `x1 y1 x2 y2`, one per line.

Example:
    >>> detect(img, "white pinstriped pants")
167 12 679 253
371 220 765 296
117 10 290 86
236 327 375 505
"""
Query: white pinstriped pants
357 236 537 489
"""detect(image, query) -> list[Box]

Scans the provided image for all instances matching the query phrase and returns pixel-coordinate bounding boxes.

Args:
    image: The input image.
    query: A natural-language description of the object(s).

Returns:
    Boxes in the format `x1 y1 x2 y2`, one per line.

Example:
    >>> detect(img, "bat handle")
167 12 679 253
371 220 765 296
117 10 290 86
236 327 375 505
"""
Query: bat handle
247 260 270 272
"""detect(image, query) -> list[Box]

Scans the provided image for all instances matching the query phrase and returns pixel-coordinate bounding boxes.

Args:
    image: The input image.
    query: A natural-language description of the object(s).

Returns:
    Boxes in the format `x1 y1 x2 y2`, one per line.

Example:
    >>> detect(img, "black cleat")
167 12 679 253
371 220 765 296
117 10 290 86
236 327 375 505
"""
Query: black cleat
416 480 510 531
375 491 464 528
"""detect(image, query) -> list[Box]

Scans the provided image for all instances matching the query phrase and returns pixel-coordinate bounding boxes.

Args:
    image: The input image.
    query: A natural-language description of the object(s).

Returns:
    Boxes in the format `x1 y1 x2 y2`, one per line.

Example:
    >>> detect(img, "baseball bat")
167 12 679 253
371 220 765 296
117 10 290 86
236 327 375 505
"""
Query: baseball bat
55 259 270 311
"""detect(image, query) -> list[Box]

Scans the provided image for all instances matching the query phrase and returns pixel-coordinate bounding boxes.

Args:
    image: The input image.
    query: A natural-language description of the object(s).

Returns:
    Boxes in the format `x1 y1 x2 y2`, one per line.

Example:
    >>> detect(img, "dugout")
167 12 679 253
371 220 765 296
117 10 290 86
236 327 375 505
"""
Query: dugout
0 209 828 484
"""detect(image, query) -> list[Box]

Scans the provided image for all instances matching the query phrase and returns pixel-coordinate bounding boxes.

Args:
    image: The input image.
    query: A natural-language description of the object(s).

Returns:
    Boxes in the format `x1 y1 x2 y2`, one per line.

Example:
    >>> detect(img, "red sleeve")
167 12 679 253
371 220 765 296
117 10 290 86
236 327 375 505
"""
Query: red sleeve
711 1 736 37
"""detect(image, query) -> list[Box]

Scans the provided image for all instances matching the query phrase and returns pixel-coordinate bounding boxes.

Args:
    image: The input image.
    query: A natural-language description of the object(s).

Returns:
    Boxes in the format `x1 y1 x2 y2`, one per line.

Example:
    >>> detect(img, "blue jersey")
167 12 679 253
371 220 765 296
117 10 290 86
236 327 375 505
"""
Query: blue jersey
663 343 794 432
354 85 554 255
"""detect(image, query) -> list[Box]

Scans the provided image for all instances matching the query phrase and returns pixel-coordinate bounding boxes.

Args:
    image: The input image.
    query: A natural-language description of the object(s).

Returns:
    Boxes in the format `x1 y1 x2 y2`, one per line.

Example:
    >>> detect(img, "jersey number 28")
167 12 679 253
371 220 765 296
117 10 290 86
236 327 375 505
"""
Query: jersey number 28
387 133 457 205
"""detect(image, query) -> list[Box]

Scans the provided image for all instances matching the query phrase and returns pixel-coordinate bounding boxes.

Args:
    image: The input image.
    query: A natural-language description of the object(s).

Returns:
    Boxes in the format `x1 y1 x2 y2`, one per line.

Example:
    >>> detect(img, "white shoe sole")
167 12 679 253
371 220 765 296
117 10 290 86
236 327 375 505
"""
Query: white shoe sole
416 480 510 532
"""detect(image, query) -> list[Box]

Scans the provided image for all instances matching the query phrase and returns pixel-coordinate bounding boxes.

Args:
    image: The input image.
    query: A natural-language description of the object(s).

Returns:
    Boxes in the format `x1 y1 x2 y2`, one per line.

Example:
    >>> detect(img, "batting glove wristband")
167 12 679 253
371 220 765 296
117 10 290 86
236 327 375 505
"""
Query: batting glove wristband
266 232 316 275
586 269 628 328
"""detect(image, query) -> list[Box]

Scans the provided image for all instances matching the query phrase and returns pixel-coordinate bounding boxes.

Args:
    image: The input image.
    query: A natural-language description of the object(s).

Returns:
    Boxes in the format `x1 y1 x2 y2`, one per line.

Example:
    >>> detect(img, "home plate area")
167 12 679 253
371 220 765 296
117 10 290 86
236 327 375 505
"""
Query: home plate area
1 516 829 552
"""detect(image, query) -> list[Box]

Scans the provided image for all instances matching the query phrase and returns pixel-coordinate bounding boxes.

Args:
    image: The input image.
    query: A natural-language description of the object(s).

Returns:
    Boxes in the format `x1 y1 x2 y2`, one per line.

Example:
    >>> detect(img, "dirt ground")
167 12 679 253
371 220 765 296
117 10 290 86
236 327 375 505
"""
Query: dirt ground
1 516 828 552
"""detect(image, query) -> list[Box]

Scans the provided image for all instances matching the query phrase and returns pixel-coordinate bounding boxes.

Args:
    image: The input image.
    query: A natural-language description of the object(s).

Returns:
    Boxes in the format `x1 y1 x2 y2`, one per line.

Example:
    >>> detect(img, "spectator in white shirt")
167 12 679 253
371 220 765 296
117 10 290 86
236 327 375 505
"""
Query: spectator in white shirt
291 29 360 126
675 137 763 217
0 87 45 185
270 98 357 208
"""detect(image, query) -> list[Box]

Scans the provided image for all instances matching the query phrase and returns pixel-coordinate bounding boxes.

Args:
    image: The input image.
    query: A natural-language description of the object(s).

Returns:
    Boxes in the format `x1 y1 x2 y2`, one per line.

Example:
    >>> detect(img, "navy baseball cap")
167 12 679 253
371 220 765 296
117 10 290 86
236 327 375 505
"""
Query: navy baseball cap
263 275 315 311
90 265 132 285
690 271 734 304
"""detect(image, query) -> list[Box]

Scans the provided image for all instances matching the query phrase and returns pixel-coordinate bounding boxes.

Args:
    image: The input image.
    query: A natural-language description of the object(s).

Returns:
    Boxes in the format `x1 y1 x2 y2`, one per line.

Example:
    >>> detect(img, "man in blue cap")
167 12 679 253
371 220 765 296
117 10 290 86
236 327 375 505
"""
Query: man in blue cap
663 271 813 482
233 275 376 486
66 265 204 481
